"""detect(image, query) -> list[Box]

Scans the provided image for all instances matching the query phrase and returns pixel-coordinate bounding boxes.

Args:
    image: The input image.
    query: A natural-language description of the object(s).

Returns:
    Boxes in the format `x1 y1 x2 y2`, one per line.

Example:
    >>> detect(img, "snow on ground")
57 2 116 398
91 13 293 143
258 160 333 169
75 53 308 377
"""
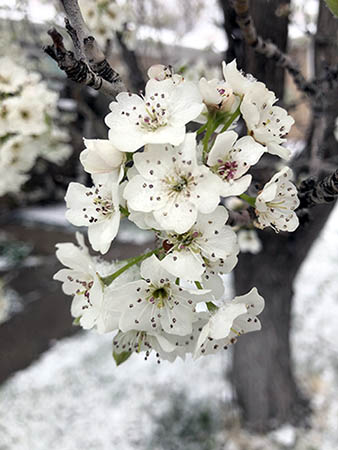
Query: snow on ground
1 205 338 449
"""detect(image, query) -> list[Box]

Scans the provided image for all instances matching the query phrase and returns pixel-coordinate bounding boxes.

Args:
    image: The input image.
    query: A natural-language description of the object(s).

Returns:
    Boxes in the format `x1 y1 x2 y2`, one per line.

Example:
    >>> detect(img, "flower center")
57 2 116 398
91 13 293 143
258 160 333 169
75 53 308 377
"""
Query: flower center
167 230 201 251
165 172 194 198
20 109 30 120
147 284 170 309
131 93 168 132
172 177 188 192
83 185 114 224
67 275 94 308
216 159 238 181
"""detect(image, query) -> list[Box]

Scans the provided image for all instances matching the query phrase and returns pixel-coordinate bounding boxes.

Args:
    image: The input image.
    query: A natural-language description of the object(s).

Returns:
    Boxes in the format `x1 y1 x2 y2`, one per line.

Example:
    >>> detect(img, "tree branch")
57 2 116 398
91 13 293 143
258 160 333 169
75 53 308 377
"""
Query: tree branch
232 0 316 97
298 168 338 209
44 29 123 98
44 0 125 98
116 31 146 92
60 0 89 58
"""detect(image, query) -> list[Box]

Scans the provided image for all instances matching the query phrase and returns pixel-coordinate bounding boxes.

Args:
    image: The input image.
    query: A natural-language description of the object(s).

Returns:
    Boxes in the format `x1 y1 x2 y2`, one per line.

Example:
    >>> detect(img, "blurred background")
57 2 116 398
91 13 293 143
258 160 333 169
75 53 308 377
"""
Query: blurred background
0 0 338 449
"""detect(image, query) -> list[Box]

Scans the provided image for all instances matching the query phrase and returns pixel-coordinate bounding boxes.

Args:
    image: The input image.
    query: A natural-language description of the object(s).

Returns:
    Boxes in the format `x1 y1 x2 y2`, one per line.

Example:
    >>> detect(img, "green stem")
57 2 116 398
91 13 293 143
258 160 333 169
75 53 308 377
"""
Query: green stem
202 118 216 155
239 193 256 208
195 282 218 312
196 123 208 135
119 205 129 217
219 103 241 133
101 248 161 286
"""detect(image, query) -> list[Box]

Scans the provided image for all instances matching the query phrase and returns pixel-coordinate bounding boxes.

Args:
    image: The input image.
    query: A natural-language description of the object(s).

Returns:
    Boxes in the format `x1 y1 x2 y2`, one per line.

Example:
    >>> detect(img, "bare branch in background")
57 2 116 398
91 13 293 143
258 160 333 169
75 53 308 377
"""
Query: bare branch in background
116 31 146 92
232 0 316 97
298 169 338 209
309 115 327 175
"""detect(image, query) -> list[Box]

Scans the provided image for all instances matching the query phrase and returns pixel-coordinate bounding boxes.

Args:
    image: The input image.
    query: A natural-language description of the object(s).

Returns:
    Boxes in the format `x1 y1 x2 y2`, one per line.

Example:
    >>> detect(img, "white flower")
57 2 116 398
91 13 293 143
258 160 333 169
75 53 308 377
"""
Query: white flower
159 206 238 282
79 0 130 47
0 56 28 94
202 256 238 300
79 0 100 30
112 329 177 363
0 135 38 172
80 138 125 180
105 79 203 152
207 131 265 197
222 59 254 97
0 167 29 196
240 83 295 159
123 133 222 234
65 174 121 254
195 287 264 358
255 167 300 232
147 64 182 85
53 233 113 333
114 313 210 363
37 128 72 165
199 78 236 113
237 229 262 254
4 90 48 137
110 255 209 336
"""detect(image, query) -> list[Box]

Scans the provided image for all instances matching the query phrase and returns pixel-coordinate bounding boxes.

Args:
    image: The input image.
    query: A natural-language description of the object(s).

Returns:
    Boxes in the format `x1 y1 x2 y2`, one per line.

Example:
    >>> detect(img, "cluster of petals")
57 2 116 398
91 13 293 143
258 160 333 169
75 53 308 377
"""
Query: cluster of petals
79 0 134 48
222 60 295 159
123 133 222 233
159 206 239 282
105 78 203 152
255 167 300 232
195 287 264 357
65 174 121 254
207 130 265 197
0 57 71 196
53 60 304 364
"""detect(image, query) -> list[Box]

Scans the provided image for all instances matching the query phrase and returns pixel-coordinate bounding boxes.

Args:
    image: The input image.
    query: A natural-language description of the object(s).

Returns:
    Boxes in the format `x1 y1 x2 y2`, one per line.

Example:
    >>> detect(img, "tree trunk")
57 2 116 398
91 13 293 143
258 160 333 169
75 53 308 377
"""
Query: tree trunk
219 0 338 431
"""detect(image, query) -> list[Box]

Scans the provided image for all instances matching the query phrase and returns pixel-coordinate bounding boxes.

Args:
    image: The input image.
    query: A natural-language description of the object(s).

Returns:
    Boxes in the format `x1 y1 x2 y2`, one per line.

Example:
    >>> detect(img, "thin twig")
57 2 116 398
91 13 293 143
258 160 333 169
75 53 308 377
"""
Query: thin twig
44 29 123 98
232 0 316 97
309 115 327 176
44 0 125 97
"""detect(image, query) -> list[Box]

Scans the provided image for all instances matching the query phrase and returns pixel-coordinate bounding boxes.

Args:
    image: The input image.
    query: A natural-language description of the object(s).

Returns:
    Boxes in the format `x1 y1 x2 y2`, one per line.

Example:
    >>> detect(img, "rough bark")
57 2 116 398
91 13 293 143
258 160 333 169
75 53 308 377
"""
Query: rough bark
225 0 338 431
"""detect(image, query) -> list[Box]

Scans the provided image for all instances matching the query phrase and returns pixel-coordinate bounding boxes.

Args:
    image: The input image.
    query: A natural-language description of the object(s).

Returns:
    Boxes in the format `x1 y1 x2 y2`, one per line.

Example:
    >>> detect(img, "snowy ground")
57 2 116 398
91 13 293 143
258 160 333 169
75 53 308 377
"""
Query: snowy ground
1 205 338 449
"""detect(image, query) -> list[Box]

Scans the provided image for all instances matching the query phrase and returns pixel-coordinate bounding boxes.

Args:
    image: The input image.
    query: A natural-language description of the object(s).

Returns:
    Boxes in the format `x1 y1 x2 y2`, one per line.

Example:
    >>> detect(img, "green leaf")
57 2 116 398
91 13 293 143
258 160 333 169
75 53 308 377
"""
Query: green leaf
113 351 132 366
325 0 338 17
239 193 256 208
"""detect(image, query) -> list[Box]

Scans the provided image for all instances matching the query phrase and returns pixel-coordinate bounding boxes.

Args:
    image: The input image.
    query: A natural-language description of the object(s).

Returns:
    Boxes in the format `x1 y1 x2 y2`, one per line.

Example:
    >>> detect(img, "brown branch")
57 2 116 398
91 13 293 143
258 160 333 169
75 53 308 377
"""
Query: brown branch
232 0 316 97
298 168 338 209
44 29 123 98
44 0 125 97
60 0 89 58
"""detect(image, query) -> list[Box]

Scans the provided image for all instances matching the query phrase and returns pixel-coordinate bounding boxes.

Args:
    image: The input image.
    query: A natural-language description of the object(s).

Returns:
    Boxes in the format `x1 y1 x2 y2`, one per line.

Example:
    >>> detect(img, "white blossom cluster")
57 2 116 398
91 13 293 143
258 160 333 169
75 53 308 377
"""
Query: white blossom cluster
79 0 136 48
0 56 72 196
55 60 300 365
